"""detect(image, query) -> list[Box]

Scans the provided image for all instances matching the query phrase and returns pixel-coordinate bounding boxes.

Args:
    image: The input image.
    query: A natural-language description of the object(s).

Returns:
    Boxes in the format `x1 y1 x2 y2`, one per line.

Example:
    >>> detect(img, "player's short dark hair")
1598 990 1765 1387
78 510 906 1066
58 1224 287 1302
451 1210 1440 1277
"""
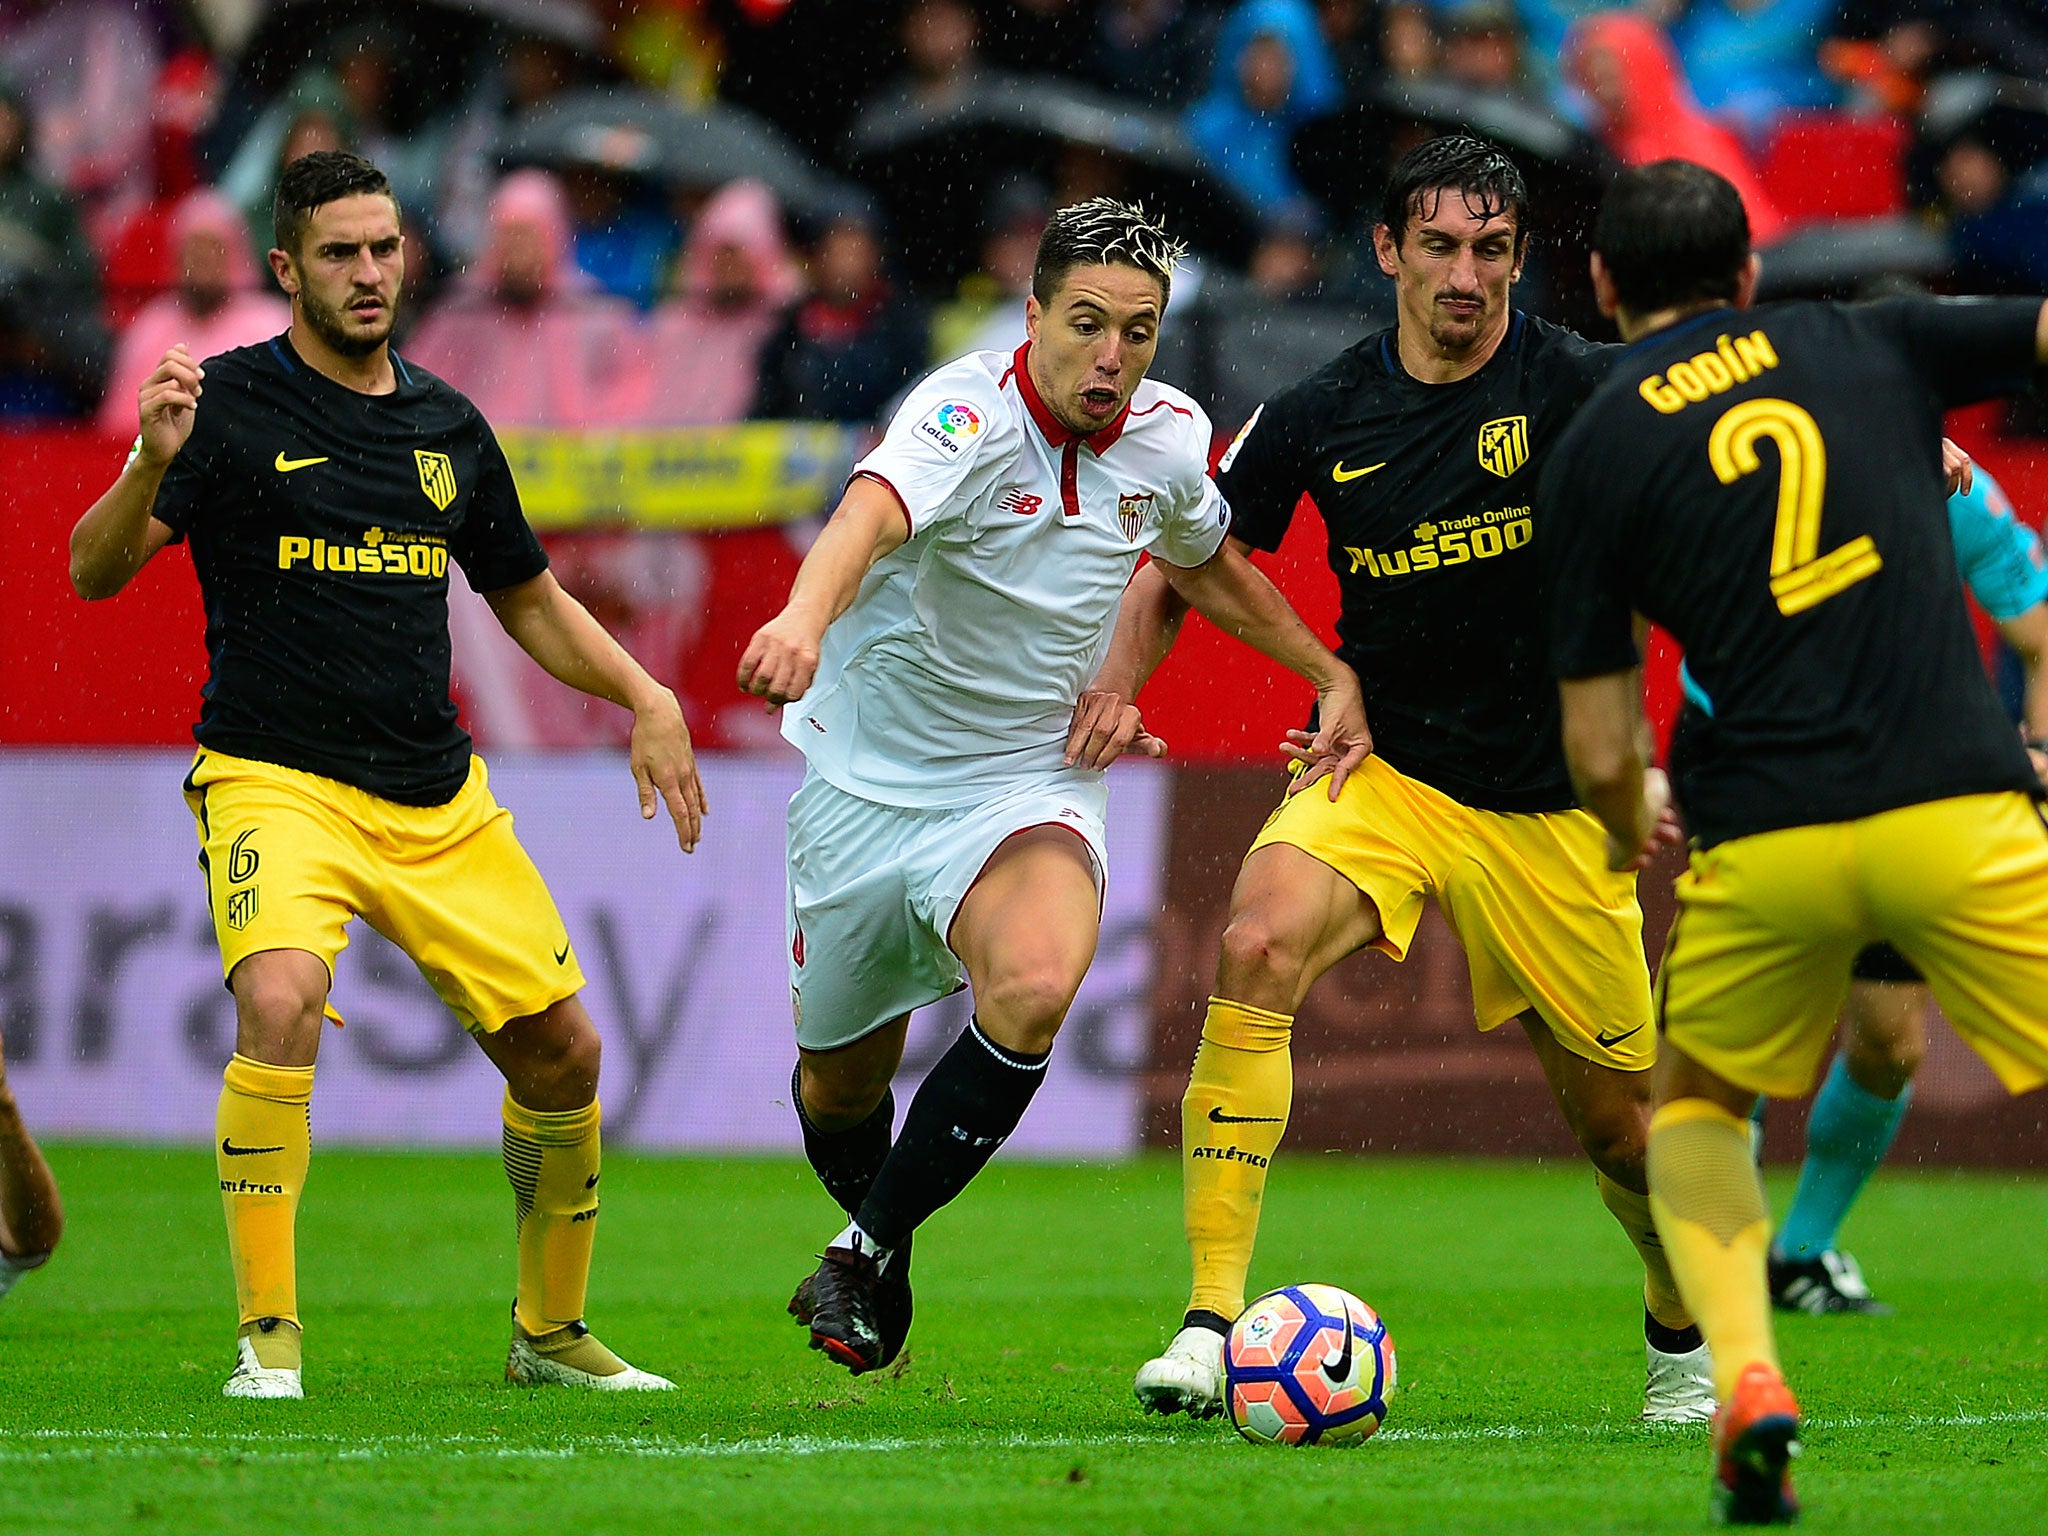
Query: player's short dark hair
1592 160 1751 315
1379 135 1529 251
273 150 399 257
1031 197 1187 309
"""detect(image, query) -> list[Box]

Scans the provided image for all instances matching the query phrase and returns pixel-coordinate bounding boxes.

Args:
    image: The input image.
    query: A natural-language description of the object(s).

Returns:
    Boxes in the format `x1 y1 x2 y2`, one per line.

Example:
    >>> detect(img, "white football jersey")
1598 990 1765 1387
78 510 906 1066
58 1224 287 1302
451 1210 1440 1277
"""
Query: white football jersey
783 344 1230 807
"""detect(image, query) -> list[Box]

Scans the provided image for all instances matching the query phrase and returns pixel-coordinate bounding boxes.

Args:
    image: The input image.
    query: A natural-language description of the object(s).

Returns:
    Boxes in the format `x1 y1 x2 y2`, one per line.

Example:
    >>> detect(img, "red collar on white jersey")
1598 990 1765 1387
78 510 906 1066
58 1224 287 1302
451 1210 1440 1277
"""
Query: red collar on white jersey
1007 342 1132 455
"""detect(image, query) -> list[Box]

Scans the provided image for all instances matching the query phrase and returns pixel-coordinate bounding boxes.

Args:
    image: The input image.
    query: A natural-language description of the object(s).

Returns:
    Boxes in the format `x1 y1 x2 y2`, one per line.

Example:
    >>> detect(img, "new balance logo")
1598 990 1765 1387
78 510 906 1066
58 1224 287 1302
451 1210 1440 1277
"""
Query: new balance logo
221 1138 284 1157
1208 1107 1283 1125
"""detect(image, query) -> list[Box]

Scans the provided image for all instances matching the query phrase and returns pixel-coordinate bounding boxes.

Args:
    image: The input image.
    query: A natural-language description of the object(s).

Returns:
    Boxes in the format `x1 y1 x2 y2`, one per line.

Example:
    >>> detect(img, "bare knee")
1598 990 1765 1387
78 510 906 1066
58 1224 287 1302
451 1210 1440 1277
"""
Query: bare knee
1841 1036 1918 1099
493 1001 601 1111
1842 984 1924 1099
800 1056 893 1131
1216 909 1311 1002
1574 1090 1652 1189
230 953 330 1065
975 967 1081 1057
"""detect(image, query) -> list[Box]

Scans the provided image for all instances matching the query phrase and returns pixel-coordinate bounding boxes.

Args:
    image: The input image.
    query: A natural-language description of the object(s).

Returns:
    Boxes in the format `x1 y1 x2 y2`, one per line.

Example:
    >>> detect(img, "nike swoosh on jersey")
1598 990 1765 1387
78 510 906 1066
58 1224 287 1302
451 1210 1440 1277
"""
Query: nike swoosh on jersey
1208 1106 1284 1124
1595 1024 1647 1049
554 941 572 965
1332 460 1386 482
221 1138 285 1157
274 453 330 472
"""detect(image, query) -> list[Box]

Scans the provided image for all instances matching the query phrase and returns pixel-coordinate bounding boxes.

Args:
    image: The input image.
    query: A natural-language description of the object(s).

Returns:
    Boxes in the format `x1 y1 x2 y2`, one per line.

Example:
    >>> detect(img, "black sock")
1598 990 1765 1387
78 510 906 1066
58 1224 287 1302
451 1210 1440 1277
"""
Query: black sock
1645 1309 1704 1355
792 1063 895 1218
854 1020 1048 1251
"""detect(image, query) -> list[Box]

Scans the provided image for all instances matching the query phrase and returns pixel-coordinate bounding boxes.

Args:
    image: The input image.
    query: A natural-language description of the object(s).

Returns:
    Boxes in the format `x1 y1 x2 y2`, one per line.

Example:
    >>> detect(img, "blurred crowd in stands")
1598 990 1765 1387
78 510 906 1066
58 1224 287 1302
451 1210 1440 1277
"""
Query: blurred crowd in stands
1 0 2046 431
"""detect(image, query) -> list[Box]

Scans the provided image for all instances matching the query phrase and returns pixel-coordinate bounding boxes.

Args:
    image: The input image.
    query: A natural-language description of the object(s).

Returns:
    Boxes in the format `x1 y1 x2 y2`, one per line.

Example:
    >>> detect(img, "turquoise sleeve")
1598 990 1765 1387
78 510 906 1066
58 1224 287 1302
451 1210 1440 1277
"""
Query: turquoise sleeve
1949 469 2048 622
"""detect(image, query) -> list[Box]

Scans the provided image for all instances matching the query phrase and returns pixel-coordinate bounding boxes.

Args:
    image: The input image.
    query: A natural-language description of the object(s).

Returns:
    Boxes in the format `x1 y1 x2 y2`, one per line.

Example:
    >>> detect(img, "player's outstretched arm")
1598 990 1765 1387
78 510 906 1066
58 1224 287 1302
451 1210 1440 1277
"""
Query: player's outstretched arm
1154 541 1372 800
737 475 910 707
0 1032 63 1263
483 572 708 853
69 345 201 600
1558 669 1682 872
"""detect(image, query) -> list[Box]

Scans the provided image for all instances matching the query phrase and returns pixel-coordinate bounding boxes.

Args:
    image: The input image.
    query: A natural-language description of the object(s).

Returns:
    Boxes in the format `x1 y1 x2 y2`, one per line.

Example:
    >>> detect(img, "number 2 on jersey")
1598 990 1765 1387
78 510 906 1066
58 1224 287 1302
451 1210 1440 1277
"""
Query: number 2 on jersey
1707 398 1882 616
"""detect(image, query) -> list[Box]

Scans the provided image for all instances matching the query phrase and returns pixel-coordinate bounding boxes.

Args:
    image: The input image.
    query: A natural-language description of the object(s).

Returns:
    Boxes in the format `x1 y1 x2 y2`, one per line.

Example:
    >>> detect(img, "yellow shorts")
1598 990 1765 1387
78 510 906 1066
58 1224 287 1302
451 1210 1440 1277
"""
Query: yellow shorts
1248 755 1654 1069
1660 791 2048 1098
183 750 585 1033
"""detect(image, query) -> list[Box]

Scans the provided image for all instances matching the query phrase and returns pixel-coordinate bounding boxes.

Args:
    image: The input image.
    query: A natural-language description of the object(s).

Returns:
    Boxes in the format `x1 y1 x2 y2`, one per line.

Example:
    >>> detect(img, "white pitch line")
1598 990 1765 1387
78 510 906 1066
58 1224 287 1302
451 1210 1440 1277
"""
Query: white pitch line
2 1409 2043 1465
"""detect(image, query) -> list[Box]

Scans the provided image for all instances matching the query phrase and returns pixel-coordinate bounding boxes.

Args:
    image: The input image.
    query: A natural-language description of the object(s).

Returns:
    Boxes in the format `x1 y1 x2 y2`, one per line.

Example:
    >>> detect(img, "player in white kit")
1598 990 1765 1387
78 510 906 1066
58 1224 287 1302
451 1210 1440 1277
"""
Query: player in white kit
739 200 1370 1374
0 1026 63 1304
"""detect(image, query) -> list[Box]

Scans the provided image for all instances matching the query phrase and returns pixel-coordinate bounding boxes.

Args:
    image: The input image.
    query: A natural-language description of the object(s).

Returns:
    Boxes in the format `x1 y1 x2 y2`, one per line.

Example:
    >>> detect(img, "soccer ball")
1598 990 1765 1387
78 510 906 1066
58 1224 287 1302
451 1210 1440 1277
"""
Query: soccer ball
1224 1284 1396 1447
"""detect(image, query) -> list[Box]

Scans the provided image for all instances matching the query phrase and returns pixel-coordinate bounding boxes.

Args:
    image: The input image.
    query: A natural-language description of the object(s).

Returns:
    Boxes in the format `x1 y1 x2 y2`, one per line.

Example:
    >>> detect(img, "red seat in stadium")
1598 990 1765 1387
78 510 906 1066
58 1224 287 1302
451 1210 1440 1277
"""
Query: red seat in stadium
1758 112 1910 227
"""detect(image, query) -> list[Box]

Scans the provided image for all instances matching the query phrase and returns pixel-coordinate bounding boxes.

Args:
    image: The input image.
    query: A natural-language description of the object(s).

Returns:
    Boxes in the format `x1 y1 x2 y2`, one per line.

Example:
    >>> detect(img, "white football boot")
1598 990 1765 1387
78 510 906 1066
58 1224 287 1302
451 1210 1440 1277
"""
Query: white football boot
506 1320 675 1390
223 1321 304 1400
1641 1338 1716 1425
1134 1325 1227 1418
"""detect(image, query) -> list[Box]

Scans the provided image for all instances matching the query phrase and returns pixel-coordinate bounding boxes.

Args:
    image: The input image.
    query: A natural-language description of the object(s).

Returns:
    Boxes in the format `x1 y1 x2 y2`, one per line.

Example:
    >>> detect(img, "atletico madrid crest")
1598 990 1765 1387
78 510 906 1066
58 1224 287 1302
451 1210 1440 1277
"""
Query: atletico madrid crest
415 449 458 511
1476 416 1529 479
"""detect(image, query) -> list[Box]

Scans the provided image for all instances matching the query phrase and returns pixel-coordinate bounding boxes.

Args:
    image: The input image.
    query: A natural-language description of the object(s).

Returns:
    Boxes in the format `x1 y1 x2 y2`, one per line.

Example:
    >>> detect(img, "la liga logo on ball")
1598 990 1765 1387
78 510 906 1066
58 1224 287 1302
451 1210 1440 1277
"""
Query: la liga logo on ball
1225 1284 1395 1447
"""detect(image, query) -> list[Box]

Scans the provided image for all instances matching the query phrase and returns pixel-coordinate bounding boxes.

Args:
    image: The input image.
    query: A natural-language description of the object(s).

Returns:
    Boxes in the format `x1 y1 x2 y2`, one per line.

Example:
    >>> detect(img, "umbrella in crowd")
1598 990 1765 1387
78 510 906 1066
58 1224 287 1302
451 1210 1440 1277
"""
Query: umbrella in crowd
499 86 847 225
847 73 1260 289
232 0 603 99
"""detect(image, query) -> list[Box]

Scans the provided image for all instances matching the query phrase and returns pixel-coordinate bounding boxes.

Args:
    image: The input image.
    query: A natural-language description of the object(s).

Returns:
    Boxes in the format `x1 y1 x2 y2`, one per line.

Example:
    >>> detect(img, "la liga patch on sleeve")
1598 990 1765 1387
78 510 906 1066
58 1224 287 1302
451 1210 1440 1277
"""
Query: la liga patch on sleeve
916 399 985 457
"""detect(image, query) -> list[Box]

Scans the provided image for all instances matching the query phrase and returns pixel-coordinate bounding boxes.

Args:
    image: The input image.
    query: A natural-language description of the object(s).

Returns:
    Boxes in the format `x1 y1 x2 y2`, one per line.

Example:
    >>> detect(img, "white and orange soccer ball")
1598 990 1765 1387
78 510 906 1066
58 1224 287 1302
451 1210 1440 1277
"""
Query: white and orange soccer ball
1224 1284 1396 1447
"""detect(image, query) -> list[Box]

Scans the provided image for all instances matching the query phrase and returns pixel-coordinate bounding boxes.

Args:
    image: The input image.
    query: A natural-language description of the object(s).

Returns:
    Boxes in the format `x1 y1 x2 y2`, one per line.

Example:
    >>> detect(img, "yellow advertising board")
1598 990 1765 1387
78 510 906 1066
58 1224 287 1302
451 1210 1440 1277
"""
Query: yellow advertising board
497 423 866 531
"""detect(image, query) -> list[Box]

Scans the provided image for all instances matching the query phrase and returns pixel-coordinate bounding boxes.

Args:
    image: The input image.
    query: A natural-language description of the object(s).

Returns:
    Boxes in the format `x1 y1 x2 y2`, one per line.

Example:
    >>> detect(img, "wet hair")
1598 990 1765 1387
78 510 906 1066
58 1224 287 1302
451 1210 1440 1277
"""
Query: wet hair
1592 160 1750 314
274 150 399 257
1030 197 1186 308
1379 134 1529 251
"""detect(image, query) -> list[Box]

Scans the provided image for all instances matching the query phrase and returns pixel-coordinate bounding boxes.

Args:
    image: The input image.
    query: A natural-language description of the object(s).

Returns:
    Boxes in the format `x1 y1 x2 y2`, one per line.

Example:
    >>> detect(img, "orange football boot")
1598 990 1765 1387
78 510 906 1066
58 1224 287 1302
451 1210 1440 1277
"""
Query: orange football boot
1713 1362 1803 1525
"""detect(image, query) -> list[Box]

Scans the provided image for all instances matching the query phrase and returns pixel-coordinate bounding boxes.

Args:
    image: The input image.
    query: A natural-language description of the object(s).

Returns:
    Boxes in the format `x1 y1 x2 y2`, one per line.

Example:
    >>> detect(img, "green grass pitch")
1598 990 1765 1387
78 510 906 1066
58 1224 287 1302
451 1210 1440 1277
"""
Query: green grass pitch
1 1147 2044 1534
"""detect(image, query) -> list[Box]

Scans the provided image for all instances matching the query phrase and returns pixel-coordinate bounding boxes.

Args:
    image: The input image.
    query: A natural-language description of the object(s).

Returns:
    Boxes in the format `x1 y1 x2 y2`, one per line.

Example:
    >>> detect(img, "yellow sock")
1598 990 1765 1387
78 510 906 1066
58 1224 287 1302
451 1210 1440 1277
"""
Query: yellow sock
1647 1098 1780 1400
502 1093 602 1336
216 1053 313 1330
1182 997 1293 1321
1598 1169 1696 1334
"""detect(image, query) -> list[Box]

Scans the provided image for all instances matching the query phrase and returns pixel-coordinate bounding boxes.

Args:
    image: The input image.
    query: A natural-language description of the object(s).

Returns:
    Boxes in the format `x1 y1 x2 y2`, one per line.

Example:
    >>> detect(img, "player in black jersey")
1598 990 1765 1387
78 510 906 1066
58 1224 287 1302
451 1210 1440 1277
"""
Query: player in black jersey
1545 159 2048 1525
1103 137 1710 1424
68 152 705 1400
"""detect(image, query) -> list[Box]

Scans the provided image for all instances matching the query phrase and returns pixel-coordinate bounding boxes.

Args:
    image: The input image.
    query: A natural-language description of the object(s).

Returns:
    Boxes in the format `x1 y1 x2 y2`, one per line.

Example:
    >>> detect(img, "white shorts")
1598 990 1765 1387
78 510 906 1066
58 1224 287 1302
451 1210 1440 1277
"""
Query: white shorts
786 770 1110 1051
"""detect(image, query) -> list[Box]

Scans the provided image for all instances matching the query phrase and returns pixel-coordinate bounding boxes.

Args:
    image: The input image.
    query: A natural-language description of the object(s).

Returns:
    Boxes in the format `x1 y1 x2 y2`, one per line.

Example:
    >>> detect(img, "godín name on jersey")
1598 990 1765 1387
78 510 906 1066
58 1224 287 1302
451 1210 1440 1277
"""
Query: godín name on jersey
1542 296 2045 847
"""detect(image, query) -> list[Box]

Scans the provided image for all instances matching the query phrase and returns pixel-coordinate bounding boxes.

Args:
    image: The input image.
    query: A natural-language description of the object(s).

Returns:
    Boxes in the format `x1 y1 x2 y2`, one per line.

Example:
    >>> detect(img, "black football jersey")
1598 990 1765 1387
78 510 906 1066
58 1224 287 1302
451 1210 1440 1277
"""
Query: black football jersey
151 335 548 805
1215 312 1617 812
1543 296 2043 847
